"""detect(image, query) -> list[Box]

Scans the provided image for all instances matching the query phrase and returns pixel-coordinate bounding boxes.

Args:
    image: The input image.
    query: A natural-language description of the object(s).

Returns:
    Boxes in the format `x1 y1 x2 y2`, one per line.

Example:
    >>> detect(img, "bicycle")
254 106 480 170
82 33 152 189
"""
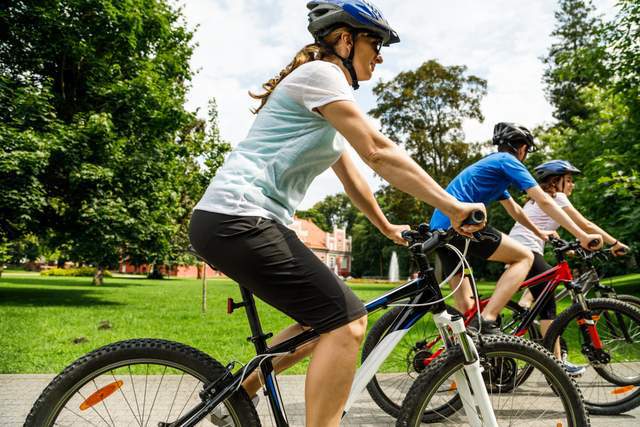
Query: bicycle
555 245 640 308
364 235 640 418
24 212 589 426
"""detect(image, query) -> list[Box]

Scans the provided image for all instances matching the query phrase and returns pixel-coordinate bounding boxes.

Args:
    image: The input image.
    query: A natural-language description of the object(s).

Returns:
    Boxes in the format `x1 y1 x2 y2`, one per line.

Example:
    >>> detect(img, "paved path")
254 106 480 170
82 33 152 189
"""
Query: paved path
2 374 638 426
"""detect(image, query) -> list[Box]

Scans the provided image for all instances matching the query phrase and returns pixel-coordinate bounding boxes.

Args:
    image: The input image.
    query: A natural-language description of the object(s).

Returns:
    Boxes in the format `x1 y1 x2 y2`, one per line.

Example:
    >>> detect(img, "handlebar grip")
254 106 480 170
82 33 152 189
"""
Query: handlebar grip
462 210 485 226
401 230 414 242
588 239 601 249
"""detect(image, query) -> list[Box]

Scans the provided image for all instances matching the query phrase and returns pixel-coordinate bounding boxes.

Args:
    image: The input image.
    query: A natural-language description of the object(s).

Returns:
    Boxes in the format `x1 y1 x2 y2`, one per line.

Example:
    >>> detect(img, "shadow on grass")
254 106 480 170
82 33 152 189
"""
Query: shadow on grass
0 277 140 288
0 286 123 307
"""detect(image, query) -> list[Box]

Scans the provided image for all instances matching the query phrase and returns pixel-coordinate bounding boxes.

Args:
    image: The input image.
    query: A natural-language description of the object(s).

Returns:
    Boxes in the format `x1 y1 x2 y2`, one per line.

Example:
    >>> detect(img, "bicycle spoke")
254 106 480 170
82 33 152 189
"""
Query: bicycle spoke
92 379 116 426
165 372 185 423
143 366 167 427
112 370 142 427
129 365 143 424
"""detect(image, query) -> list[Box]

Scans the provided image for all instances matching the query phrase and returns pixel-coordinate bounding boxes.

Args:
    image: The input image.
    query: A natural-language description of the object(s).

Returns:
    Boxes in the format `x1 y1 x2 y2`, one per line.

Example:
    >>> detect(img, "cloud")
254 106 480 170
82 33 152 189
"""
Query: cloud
180 0 618 210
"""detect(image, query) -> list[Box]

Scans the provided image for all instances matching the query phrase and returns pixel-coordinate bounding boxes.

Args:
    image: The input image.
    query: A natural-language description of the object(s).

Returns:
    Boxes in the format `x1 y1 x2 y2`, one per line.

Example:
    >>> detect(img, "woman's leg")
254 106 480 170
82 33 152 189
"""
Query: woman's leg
242 323 318 397
305 315 368 427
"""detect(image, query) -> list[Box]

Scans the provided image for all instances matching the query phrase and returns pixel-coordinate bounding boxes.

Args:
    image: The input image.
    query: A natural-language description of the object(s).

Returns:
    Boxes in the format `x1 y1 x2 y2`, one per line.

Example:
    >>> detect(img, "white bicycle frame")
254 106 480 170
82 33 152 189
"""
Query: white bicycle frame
343 309 498 427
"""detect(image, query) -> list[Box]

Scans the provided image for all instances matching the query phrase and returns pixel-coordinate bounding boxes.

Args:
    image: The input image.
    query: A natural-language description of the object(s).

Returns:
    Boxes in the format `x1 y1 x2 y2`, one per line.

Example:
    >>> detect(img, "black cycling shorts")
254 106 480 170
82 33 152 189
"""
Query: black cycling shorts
188 210 367 334
525 251 557 320
435 225 503 278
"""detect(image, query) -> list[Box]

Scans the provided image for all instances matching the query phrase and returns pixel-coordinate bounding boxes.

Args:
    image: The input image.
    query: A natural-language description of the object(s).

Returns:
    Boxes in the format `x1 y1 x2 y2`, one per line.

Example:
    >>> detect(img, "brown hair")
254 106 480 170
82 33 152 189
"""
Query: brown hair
249 27 352 114
528 175 563 204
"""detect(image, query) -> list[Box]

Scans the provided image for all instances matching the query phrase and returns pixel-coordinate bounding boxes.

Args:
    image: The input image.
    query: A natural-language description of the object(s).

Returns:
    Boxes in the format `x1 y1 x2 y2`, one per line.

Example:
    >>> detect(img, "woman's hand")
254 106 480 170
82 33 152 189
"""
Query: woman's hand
537 230 560 241
382 223 411 246
448 202 487 237
611 241 629 256
579 233 604 251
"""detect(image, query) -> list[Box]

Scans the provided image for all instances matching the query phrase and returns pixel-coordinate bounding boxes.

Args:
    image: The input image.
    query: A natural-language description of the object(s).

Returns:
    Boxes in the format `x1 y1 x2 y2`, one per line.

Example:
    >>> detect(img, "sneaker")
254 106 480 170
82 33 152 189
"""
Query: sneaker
562 360 586 377
467 315 502 335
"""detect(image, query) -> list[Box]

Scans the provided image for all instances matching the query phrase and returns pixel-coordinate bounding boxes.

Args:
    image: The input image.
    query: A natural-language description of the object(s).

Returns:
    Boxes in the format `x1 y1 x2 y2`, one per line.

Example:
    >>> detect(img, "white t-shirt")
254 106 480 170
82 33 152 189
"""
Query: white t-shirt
194 61 355 224
509 192 573 254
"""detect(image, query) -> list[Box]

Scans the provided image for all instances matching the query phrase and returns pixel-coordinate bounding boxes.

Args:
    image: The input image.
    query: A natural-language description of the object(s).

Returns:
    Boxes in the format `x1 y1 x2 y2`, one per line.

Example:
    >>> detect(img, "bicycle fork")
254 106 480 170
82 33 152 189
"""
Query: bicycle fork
433 311 498 427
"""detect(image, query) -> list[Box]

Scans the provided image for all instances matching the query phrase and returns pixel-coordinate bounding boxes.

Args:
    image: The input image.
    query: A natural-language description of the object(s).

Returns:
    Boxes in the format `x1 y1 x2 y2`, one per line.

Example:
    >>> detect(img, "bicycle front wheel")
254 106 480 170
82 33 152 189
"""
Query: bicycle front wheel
396 335 589 427
25 338 261 427
544 297 640 415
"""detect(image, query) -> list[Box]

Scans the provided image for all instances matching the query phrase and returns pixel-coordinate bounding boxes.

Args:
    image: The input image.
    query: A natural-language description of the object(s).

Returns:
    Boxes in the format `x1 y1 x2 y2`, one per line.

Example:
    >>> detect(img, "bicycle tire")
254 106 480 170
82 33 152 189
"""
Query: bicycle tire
396 335 590 427
362 303 541 419
544 298 640 415
25 338 261 426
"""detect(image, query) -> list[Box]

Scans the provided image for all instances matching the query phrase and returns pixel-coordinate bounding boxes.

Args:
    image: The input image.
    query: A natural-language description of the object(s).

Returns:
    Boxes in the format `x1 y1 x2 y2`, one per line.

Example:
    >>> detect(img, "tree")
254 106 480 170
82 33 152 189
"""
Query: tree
0 1 229 284
369 60 487 184
542 0 607 126
298 193 358 234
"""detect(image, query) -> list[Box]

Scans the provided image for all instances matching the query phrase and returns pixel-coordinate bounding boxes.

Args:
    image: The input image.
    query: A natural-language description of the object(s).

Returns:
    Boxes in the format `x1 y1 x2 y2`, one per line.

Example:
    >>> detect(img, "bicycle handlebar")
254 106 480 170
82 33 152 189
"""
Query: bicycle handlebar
401 210 486 256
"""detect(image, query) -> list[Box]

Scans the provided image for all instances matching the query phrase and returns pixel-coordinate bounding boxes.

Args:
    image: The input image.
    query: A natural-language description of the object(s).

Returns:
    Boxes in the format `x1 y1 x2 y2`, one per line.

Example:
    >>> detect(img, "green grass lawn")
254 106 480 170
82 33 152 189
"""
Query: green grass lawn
1 272 638 374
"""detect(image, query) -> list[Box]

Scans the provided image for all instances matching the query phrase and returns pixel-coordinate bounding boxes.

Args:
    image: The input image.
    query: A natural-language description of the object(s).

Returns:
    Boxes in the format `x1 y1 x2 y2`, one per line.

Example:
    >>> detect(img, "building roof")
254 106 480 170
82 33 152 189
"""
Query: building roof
291 217 327 250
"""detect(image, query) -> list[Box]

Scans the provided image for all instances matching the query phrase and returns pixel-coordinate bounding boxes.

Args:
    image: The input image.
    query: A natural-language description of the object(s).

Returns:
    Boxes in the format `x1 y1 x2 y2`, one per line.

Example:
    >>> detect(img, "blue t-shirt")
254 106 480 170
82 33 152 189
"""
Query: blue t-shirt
430 152 537 230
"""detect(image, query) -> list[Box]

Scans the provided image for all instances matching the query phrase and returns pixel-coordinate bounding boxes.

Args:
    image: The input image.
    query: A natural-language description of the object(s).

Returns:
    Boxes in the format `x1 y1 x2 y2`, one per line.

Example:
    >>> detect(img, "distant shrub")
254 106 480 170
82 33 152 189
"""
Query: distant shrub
41 267 113 277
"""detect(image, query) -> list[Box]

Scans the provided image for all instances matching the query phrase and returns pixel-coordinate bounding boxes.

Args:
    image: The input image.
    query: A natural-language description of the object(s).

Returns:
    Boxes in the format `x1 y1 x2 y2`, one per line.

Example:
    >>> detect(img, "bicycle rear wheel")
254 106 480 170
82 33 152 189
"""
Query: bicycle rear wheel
396 335 589 426
25 338 260 426
544 298 640 415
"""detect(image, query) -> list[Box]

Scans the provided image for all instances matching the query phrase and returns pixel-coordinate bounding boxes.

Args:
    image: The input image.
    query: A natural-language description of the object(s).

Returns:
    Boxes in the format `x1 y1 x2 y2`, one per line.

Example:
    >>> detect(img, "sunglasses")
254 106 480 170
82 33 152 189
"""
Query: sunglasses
360 33 383 55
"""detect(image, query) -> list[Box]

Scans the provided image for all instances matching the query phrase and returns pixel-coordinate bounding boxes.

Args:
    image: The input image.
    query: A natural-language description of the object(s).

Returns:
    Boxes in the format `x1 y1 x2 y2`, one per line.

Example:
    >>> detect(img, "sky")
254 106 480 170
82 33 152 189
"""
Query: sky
179 0 618 210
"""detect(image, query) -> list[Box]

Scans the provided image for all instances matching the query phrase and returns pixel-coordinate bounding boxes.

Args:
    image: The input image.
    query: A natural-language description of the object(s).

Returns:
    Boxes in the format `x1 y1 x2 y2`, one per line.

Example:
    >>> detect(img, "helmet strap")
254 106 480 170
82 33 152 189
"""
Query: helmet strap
317 30 360 90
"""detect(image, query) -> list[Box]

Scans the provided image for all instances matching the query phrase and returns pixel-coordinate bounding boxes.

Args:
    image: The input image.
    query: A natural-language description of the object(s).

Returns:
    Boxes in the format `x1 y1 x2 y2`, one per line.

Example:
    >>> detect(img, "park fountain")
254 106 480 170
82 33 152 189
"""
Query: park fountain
388 251 399 282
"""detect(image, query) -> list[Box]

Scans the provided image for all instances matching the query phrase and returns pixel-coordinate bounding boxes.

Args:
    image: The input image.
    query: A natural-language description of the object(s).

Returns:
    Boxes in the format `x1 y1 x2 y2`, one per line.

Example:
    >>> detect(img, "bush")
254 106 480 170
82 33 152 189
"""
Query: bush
40 267 113 277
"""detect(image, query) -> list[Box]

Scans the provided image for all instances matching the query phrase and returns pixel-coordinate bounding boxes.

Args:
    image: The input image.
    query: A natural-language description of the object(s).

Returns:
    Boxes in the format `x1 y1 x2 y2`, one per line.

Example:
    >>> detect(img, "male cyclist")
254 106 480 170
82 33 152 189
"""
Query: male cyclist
430 122 603 334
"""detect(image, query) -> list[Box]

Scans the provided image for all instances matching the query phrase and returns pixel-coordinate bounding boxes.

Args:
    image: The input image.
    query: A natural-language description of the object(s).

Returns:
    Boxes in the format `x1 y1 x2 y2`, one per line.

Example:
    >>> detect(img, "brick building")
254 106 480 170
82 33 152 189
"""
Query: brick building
118 216 352 278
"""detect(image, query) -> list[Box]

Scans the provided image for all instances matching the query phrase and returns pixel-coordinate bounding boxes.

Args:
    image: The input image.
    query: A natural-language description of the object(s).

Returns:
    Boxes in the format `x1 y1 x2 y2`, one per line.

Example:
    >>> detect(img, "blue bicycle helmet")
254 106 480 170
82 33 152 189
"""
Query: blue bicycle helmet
307 0 400 46
534 160 581 181
307 0 399 90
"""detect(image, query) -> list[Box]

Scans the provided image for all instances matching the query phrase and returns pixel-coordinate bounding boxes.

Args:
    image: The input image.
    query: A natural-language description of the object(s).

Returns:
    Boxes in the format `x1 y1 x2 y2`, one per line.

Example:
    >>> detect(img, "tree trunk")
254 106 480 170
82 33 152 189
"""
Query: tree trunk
0 264 4 279
147 264 164 280
92 266 104 286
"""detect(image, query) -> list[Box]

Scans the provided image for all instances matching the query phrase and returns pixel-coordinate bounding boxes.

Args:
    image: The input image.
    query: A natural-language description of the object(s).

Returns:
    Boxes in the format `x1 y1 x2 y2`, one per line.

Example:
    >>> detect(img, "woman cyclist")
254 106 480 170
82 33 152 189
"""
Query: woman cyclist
189 1 485 425
509 159 629 374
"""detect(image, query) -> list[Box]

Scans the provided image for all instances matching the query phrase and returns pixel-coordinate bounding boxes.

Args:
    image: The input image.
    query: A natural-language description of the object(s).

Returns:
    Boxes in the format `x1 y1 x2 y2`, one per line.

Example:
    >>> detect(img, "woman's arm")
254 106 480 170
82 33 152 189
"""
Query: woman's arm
526 186 602 249
563 205 629 255
332 151 408 245
317 100 486 235
499 198 556 240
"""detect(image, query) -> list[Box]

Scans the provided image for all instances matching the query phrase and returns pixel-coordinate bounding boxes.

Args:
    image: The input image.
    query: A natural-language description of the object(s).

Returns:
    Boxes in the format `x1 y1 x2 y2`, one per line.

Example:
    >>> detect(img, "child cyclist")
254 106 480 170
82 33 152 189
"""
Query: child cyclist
509 159 630 374
430 122 603 334
190 1 485 425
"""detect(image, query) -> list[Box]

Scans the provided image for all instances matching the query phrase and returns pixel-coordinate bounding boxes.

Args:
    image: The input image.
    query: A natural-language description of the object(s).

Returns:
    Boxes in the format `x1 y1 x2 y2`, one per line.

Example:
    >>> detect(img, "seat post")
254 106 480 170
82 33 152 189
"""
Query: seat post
239 286 272 354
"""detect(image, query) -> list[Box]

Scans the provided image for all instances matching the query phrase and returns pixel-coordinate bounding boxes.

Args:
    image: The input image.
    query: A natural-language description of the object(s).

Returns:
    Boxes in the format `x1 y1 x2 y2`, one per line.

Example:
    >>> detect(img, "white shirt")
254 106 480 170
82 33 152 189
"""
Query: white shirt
509 192 573 254
194 61 355 224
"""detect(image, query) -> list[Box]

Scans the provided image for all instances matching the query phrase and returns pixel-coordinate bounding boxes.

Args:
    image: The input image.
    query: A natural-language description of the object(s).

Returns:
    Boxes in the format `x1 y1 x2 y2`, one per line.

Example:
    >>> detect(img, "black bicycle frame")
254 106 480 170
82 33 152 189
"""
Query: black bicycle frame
168 253 448 427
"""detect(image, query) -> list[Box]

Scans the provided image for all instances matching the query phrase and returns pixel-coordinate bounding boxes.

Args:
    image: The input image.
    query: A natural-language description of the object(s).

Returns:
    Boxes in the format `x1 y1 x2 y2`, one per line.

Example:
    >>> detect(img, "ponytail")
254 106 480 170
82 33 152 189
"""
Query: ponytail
249 27 351 114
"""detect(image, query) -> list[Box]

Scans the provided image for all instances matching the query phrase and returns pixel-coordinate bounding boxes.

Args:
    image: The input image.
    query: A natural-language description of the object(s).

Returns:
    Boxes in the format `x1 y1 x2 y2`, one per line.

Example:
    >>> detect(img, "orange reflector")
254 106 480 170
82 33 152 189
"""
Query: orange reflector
557 423 563 427
612 385 636 395
80 380 123 410
448 381 457 392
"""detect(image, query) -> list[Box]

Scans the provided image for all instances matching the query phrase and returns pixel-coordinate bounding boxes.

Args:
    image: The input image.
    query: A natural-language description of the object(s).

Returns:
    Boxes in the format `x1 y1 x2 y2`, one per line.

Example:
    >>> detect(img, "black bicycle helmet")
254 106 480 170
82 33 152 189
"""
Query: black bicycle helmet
534 160 581 181
307 0 399 90
492 122 537 152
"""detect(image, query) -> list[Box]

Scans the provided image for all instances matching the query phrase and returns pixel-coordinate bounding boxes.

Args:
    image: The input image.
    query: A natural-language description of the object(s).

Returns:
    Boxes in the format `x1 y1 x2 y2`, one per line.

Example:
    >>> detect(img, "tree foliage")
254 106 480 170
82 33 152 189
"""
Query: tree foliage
0 1 229 283
369 60 487 184
542 0 608 125
538 0 640 272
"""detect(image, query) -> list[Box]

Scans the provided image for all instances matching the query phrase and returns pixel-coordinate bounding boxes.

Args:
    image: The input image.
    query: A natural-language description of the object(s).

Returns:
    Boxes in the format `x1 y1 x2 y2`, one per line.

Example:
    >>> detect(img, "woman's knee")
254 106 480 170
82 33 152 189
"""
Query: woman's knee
333 315 367 344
